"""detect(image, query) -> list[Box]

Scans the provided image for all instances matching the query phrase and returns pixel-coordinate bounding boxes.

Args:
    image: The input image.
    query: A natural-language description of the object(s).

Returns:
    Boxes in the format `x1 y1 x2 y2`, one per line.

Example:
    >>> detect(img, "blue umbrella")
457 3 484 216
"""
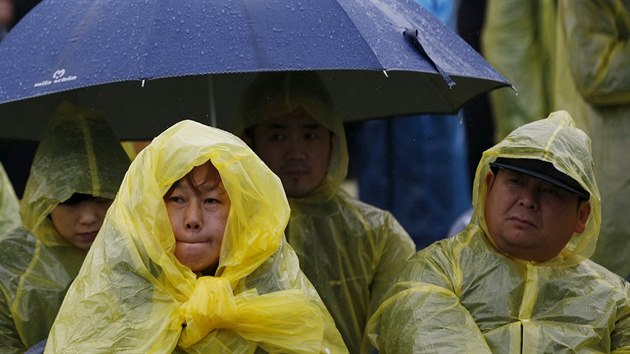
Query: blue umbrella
0 0 510 140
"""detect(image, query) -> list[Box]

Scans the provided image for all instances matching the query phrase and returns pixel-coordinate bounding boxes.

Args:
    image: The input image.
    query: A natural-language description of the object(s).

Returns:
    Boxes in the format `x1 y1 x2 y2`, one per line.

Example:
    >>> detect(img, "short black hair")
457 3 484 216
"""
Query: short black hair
60 193 97 206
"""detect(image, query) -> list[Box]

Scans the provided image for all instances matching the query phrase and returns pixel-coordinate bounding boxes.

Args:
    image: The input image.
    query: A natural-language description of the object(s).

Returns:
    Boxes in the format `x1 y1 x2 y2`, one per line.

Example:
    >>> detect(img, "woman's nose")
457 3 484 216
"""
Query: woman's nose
184 204 203 230
78 204 100 226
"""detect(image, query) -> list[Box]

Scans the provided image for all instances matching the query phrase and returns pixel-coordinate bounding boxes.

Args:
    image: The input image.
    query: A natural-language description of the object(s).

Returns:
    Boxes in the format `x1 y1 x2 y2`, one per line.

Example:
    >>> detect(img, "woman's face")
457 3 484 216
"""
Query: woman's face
51 196 113 250
164 162 231 273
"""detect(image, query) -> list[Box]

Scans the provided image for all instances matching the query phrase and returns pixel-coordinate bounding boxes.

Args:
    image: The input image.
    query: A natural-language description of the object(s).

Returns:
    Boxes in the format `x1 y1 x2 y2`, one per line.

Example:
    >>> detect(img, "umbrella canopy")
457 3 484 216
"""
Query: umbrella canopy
0 0 510 140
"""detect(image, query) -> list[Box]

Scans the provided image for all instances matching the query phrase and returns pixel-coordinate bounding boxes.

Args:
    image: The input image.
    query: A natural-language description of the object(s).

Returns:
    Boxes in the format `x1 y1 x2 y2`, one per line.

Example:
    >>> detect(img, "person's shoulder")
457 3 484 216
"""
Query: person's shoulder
343 195 412 237
412 236 457 259
396 239 461 281
0 226 36 253
339 192 396 219
580 259 630 288
0 227 37 295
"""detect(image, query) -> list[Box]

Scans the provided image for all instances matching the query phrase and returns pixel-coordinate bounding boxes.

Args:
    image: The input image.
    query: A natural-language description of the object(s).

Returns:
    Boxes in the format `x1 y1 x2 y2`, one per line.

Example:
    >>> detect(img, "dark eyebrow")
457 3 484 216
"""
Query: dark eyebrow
268 123 288 129
304 123 324 129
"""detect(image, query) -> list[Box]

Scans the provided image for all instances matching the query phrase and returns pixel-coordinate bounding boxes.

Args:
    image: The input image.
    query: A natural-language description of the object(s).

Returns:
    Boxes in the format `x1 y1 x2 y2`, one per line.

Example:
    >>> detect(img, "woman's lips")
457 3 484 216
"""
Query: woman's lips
77 231 98 241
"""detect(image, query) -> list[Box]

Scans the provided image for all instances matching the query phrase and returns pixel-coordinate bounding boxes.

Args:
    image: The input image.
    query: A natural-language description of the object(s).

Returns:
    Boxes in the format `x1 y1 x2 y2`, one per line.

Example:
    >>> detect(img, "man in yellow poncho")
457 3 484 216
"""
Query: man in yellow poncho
365 111 630 353
552 0 630 280
0 102 130 352
237 71 416 353
0 161 19 236
47 120 348 353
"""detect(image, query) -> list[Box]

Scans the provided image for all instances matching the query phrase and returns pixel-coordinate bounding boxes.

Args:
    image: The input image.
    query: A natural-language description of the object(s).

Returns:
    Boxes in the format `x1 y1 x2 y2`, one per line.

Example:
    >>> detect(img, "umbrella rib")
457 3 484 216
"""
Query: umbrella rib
403 28 455 88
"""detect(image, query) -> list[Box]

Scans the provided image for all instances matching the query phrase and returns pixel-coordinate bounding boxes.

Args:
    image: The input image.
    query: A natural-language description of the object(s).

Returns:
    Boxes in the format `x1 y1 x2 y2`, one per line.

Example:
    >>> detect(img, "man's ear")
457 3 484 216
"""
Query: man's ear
575 201 591 233
485 170 496 192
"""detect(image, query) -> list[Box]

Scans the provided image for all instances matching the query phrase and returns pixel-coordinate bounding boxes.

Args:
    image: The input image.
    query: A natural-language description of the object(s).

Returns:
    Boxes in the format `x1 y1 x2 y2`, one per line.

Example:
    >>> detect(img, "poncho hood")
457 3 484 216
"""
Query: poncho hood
47 120 347 353
237 71 349 203
471 110 601 266
20 102 130 246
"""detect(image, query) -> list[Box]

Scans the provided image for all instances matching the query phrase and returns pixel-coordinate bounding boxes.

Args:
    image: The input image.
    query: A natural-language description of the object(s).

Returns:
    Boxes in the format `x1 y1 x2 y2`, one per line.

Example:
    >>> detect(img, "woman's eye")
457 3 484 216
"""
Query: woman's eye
169 196 184 203
204 198 219 204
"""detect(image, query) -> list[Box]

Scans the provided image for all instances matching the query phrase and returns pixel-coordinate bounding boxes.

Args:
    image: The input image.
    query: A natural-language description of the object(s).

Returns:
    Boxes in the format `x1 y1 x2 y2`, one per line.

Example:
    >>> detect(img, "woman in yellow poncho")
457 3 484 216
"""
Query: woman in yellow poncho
0 102 130 352
47 120 347 353
0 161 19 237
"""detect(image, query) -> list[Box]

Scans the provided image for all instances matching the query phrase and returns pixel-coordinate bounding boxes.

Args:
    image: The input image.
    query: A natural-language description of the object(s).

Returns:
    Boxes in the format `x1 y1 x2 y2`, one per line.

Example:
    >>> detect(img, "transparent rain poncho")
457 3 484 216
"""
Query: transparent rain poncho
0 102 130 352
481 0 557 140
553 0 630 279
238 72 416 353
365 111 630 353
46 120 347 353
0 162 19 237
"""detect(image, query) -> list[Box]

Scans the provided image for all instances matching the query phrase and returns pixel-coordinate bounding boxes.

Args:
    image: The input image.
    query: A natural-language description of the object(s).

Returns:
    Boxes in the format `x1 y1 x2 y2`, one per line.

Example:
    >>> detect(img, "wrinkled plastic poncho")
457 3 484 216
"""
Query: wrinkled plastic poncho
553 0 630 279
238 72 416 353
0 162 19 236
0 102 130 352
47 120 347 353
365 111 630 353
481 0 557 140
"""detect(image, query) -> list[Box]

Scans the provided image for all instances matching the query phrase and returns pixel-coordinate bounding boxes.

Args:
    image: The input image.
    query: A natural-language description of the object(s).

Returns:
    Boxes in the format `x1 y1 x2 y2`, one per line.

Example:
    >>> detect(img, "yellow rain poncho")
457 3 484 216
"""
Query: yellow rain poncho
553 0 630 279
0 162 20 236
365 111 630 353
46 120 347 353
238 72 416 353
0 102 130 352
481 0 557 140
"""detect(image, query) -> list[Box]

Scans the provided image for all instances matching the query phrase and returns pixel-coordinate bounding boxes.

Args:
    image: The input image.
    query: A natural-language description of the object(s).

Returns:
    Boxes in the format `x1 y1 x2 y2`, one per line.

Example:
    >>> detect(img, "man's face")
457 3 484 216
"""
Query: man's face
484 168 590 261
50 197 113 250
252 106 332 198
164 162 231 273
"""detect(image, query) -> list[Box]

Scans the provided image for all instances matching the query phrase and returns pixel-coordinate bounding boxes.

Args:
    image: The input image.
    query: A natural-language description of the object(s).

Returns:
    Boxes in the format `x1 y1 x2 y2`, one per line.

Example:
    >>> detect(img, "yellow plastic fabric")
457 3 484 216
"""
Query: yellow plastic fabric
365 111 630 353
0 102 130 352
46 120 347 353
0 162 19 237
238 72 416 353
481 0 557 140
552 0 630 279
